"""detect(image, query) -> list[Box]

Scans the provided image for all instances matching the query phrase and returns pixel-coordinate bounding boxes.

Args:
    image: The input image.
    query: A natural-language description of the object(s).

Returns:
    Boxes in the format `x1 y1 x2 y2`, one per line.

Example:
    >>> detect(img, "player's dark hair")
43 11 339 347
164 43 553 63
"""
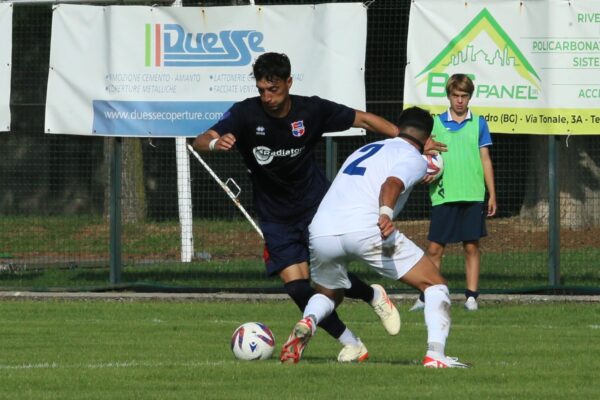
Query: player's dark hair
446 73 475 96
398 106 434 136
252 52 291 82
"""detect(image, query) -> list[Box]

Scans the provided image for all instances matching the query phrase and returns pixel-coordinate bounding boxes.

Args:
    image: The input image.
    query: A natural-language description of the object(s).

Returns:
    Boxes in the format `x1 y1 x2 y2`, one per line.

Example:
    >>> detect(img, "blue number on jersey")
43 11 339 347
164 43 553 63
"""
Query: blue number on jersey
342 143 384 176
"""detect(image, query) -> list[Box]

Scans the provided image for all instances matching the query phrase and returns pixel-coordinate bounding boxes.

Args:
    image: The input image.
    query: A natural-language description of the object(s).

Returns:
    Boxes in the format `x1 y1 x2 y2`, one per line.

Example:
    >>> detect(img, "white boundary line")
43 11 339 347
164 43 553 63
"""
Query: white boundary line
0 360 231 370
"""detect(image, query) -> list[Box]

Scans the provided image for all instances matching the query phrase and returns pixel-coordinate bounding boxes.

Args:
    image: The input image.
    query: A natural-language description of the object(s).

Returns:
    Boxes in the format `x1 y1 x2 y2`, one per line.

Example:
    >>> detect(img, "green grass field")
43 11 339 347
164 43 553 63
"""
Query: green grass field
1 298 599 399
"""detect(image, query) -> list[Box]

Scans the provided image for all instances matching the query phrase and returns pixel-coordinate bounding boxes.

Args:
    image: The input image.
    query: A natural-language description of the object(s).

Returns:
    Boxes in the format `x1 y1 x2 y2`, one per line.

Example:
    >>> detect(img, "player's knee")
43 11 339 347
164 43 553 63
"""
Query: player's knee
426 244 444 262
314 284 341 305
284 279 315 311
463 241 480 255
407 256 446 291
427 246 442 258
416 273 446 293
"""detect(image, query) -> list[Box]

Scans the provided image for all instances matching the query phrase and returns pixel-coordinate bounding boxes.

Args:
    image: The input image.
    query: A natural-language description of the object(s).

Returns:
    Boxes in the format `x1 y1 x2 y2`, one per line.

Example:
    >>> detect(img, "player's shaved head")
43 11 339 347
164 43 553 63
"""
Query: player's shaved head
398 106 434 142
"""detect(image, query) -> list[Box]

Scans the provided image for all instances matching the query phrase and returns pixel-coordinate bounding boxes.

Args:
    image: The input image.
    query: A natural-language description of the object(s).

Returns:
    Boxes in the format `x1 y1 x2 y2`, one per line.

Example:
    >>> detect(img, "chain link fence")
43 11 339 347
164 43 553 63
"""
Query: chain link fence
1 0 599 293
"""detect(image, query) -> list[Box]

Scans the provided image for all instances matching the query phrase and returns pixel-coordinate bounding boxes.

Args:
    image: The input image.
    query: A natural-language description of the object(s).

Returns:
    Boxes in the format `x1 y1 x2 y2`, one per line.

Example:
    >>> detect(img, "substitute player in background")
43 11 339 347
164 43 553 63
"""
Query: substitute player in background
410 73 497 312
192 52 403 362
280 106 467 368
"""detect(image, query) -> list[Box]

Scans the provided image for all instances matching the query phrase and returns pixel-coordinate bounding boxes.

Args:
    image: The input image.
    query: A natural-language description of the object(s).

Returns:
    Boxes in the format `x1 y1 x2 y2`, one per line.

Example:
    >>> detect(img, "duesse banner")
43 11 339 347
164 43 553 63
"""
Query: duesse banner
45 4 367 137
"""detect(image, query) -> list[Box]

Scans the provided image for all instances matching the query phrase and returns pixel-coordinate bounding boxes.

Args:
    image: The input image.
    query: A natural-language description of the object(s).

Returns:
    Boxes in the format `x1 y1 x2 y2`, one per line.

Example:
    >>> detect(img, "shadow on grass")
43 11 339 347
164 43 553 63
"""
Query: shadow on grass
289 356 419 366
1 262 599 295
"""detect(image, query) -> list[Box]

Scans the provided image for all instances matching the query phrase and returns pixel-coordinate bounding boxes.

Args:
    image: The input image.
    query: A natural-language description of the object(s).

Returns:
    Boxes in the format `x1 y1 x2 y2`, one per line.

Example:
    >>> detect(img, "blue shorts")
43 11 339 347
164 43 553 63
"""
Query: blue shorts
261 215 312 276
428 202 487 244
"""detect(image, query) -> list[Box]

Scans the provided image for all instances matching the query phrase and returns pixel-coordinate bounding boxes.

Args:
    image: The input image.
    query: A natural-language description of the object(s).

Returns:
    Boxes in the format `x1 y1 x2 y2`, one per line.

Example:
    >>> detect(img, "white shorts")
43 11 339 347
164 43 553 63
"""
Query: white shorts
309 228 424 290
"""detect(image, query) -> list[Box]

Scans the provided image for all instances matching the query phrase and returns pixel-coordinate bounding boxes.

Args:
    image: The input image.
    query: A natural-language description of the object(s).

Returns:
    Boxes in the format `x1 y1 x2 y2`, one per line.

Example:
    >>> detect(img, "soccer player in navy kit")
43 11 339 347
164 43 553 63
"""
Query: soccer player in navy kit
192 52 404 362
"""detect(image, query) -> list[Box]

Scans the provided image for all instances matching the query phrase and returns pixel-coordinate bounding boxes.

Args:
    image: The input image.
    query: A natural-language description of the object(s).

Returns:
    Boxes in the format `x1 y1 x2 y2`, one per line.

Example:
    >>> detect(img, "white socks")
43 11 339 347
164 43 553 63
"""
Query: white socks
423 284 451 355
303 293 335 333
337 328 361 347
302 293 361 346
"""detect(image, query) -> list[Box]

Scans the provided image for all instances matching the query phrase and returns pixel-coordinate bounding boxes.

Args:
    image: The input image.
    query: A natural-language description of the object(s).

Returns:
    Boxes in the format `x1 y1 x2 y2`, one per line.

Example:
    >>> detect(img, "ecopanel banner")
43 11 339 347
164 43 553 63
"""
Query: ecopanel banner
405 0 600 134
0 3 12 132
45 4 367 137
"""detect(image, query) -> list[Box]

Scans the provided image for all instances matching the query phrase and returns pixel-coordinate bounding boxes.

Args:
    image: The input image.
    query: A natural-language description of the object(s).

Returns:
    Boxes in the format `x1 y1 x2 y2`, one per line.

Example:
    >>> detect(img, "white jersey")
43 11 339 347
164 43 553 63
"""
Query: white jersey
310 137 427 238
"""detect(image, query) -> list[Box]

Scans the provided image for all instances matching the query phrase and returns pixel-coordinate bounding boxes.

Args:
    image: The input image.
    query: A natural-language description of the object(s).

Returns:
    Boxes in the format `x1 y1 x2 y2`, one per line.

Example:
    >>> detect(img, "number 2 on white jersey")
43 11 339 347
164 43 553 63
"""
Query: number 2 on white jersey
342 143 383 176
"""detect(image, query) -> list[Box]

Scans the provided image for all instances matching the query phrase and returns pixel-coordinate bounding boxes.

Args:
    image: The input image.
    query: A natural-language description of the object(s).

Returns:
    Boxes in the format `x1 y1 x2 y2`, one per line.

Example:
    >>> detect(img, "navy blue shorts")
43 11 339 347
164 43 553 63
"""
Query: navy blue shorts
428 202 487 244
261 215 312 276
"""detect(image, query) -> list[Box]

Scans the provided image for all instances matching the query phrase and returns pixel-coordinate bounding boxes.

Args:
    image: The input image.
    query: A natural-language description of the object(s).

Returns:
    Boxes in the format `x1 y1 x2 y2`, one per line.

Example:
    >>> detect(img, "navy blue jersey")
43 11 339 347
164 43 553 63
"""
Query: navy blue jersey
210 95 355 223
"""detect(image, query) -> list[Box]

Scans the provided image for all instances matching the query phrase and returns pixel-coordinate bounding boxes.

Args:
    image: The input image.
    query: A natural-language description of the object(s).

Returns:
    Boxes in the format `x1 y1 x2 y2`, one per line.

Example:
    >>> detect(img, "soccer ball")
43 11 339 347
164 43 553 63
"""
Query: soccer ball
423 153 444 180
230 322 275 361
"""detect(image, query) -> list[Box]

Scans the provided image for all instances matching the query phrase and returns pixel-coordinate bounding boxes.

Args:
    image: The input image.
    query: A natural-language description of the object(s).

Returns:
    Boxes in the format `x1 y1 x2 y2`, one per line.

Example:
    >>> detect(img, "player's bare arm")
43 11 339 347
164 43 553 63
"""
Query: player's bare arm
480 147 497 216
377 176 405 239
192 129 236 152
353 110 400 138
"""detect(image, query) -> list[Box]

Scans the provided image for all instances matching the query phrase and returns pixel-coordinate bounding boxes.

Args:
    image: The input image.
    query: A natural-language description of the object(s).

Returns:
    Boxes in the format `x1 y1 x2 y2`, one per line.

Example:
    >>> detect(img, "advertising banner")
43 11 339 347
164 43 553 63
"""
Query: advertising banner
45 4 367 137
405 0 600 134
0 3 12 132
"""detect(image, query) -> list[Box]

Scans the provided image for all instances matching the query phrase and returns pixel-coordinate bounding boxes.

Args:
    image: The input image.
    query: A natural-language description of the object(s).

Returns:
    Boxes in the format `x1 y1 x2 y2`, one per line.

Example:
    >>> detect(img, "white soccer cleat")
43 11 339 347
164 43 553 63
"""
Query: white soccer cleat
464 296 478 311
337 342 369 363
370 284 401 335
422 353 469 368
280 317 314 364
409 298 425 312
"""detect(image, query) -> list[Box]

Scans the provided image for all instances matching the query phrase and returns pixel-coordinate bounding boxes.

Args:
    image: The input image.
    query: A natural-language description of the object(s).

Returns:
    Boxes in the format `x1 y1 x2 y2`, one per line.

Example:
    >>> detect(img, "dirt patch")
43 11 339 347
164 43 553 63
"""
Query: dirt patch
5 217 598 266
199 216 599 260
401 216 600 254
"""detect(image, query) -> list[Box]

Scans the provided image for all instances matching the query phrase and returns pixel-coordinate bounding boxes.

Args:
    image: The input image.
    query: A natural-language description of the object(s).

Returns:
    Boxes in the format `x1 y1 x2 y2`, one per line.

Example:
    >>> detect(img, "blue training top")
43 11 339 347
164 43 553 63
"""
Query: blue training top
210 95 355 223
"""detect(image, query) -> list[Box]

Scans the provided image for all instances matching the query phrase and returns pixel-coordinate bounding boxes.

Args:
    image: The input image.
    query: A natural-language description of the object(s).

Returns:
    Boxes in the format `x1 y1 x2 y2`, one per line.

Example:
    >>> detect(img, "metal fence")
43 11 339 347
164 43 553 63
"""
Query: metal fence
1 0 599 293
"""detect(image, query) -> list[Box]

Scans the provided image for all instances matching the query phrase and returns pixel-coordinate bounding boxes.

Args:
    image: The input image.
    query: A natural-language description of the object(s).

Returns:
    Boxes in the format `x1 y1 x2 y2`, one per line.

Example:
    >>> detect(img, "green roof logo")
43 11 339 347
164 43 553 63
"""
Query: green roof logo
415 8 541 90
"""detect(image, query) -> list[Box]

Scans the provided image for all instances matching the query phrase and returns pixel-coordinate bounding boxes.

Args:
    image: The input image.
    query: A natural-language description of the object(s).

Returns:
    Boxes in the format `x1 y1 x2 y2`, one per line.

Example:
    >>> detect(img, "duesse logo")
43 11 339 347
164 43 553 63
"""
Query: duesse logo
145 24 265 67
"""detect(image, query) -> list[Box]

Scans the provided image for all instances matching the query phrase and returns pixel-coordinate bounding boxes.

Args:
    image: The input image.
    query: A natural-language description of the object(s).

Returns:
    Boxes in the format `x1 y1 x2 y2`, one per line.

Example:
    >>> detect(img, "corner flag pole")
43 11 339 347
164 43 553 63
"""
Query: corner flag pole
187 144 264 239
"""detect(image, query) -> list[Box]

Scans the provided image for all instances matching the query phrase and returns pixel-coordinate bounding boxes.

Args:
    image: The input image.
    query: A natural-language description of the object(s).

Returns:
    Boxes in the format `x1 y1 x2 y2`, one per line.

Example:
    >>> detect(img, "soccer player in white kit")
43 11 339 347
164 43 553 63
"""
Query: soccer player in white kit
280 107 468 368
